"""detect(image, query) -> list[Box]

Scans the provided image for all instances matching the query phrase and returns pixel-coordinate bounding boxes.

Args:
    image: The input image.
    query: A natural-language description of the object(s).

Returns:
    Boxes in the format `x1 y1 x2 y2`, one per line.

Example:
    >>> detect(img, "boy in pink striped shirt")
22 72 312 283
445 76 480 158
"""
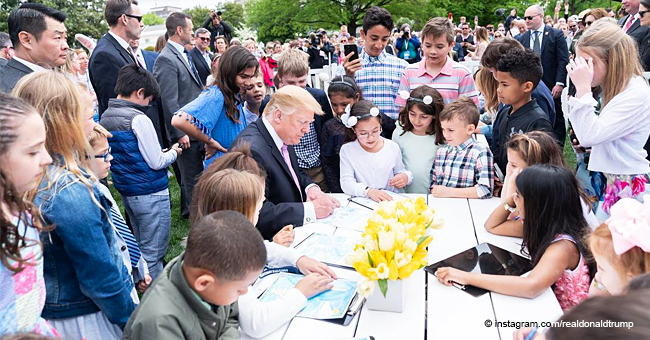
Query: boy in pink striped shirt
395 17 479 108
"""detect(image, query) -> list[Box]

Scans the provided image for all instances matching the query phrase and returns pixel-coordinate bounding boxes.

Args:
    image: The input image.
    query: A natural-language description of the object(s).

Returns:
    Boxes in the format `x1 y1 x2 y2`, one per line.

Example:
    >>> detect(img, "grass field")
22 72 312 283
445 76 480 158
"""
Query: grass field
108 138 578 262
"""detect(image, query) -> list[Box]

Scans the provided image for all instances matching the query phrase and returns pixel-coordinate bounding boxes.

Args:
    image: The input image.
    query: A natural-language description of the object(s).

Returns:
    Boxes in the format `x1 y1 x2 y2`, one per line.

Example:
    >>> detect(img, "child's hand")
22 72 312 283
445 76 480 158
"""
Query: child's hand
295 273 334 299
566 56 594 98
343 52 362 77
514 327 545 340
137 274 152 293
435 267 469 286
272 225 295 247
430 185 450 198
367 189 393 202
389 173 408 189
296 256 338 279
171 143 183 155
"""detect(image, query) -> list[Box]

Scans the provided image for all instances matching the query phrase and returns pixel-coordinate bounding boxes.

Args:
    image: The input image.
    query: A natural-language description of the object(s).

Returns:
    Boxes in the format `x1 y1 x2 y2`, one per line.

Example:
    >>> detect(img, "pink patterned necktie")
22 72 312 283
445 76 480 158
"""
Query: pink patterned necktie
624 16 634 32
281 144 301 193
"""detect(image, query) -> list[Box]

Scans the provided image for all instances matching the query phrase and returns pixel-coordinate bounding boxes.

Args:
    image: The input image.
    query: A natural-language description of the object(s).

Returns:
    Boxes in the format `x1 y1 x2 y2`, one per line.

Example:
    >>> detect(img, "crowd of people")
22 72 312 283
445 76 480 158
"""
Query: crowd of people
1 0 650 339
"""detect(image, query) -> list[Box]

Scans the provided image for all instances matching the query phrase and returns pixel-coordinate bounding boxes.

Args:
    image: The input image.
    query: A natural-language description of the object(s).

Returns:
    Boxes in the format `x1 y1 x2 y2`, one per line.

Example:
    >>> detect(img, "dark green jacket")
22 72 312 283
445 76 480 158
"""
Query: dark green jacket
124 253 240 340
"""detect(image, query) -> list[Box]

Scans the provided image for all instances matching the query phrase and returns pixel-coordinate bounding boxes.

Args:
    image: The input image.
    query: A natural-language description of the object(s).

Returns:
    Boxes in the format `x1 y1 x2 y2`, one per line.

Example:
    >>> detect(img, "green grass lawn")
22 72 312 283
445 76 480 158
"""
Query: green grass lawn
107 139 577 263
108 173 190 262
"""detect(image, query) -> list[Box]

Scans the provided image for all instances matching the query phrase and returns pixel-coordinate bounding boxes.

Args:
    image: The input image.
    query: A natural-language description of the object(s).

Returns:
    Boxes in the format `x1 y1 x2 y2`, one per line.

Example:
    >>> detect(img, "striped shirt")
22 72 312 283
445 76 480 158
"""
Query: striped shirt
336 50 408 119
395 56 479 107
431 136 494 199
109 204 141 269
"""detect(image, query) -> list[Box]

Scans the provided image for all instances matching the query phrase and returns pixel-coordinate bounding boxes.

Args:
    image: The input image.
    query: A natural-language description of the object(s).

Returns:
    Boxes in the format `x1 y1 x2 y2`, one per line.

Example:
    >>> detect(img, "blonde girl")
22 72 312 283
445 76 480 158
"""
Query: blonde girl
12 71 135 340
567 20 650 220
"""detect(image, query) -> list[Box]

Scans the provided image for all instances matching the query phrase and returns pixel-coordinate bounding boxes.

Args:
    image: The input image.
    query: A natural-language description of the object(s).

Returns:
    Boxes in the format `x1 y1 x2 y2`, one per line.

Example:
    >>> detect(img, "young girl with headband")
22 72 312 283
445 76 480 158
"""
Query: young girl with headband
392 85 445 193
339 100 412 201
322 75 362 193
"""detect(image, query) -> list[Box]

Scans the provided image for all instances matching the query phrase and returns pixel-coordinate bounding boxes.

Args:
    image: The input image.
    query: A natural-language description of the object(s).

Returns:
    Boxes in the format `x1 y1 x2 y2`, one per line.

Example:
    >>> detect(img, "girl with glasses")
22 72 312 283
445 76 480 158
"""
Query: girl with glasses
339 100 412 202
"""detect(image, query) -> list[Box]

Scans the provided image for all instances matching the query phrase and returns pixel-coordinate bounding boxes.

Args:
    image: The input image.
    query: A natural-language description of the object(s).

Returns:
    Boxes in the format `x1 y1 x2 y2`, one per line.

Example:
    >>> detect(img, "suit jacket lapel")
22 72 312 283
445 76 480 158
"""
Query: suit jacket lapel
541 26 550 55
7 58 33 75
105 33 136 65
629 19 642 34
168 45 201 87
191 48 209 71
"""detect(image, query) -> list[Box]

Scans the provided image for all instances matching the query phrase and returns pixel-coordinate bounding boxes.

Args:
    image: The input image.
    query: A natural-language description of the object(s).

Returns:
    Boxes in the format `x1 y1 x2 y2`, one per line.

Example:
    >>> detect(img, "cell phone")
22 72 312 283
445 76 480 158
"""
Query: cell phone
494 163 504 182
448 12 453 19
474 15 478 21
343 44 359 62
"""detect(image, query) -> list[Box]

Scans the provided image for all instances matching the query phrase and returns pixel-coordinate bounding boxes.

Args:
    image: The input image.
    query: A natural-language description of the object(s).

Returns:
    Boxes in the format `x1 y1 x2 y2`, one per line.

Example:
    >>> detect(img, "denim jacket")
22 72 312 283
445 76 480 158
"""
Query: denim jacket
34 159 136 326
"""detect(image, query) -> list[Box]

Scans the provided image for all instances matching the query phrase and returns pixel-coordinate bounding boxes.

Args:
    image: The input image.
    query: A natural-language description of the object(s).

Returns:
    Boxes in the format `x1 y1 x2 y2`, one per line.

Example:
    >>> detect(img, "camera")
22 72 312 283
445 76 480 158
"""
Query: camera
216 10 223 16
310 33 322 46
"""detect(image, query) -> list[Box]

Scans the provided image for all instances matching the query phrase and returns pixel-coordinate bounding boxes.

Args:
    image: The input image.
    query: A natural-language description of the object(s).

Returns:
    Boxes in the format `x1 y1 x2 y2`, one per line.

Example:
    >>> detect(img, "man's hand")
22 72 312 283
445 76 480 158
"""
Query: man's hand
178 135 190 149
342 52 362 77
551 85 564 98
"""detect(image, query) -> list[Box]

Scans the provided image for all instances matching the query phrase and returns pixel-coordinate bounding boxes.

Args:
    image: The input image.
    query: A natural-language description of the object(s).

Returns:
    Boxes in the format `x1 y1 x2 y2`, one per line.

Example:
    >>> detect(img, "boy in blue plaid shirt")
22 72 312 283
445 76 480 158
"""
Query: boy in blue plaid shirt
430 97 494 199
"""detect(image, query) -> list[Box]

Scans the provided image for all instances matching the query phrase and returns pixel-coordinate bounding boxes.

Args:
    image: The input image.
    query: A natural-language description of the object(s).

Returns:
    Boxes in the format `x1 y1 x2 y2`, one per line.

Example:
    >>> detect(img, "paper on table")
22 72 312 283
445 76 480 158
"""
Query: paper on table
259 273 358 320
348 191 409 210
294 233 359 268
316 206 372 231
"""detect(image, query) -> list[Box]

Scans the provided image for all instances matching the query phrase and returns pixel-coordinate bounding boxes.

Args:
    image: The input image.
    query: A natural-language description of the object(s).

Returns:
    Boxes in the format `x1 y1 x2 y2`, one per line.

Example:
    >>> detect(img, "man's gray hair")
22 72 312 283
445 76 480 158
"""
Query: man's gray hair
0 32 11 48
194 27 210 37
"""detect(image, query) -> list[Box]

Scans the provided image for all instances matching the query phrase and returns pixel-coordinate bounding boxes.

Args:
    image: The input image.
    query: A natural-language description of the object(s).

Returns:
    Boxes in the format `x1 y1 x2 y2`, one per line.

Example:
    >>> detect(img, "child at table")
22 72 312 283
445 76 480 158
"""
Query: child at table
491 48 555 175
436 165 592 310
501 131 599 229
430 97 494 199
392 86 445 194
339 100 413 202
321 75 362 193
193 160 336 338
0 93 57 336
124 211 267 339
587 196 650 297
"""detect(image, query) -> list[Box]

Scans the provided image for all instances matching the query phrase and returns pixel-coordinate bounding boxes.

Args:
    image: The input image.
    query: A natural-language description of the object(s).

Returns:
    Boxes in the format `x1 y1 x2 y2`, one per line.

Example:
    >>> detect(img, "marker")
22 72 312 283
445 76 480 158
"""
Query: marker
524 327 538 340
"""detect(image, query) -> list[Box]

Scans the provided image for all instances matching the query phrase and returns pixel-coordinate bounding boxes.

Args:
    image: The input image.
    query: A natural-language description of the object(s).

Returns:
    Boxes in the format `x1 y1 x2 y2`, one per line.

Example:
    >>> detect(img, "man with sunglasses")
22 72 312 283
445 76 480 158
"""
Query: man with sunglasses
188 27 212 86
89 0 144 117
517 4 569 147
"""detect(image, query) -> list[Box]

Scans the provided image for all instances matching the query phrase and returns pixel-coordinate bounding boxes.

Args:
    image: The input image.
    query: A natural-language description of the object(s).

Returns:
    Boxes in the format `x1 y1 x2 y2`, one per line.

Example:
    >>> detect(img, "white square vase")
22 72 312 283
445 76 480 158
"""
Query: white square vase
365 279 404 313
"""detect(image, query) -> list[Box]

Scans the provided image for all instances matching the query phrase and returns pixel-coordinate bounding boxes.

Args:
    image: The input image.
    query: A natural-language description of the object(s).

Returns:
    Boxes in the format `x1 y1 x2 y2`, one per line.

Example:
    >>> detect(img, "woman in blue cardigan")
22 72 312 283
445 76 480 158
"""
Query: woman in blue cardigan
172 46 259 167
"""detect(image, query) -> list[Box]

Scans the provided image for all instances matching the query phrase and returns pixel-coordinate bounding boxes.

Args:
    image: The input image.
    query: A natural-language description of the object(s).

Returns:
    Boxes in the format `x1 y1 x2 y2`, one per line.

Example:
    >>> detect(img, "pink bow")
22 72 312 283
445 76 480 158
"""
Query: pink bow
606 195 650 255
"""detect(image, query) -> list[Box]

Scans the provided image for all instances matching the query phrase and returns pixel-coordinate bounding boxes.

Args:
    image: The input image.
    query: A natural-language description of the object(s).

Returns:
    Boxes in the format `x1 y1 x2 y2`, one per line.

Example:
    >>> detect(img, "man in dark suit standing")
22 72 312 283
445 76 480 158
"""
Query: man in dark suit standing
89 0 144 116
518 5 569 146
154 12 203 219
233 86 340 239
0 3 68 93
189 28 212 86
619 0 650 47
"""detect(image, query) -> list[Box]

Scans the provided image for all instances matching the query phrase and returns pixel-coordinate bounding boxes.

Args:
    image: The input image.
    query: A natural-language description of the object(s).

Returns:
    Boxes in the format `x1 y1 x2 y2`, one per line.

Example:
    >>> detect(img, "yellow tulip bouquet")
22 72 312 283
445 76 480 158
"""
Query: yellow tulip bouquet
348 197 443 298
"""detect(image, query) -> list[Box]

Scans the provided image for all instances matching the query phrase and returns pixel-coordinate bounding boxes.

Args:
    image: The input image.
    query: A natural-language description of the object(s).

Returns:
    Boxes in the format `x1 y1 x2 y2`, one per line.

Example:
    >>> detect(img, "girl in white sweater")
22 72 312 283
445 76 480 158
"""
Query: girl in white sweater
567 20 650 221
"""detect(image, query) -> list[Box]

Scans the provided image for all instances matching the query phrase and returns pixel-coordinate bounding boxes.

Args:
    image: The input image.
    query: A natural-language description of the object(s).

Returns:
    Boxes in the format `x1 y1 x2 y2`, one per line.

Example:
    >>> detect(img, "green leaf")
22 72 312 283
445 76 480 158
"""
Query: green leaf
367 251 374 267
378 279 388 298
416 236 429 246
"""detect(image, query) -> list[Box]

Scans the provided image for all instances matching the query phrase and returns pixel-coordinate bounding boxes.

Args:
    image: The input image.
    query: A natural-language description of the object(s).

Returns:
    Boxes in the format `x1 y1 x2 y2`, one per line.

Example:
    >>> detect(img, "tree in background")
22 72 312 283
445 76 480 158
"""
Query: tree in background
0 0 108 48
142 12 164 26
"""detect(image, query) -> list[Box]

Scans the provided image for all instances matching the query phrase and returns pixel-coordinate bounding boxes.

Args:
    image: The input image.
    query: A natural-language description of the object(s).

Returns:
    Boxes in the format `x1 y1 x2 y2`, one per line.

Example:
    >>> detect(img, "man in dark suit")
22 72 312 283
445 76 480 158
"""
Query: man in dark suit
189 27 212 86
233 86 340 239
259 48 333 192
518 5 569 146
619 0 650 47
153 12 203 219
89 0 144 115
0 3 68 93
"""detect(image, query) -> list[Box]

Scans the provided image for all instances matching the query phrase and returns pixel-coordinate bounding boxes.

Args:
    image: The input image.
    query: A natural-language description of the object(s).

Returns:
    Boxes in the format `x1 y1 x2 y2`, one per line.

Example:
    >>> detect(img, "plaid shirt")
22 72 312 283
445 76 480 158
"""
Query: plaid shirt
431 136 494 199
336 50 408 119
294 122 320 169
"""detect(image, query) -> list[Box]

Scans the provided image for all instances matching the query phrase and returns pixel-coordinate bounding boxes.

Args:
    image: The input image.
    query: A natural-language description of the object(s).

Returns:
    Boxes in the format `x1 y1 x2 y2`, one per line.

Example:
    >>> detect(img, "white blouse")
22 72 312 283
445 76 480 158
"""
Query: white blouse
568 76 650 175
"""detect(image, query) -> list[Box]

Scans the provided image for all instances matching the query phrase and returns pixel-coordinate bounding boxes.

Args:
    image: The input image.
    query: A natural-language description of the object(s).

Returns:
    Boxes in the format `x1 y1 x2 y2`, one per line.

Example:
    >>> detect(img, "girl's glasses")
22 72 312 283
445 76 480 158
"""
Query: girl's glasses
357 128 382 139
